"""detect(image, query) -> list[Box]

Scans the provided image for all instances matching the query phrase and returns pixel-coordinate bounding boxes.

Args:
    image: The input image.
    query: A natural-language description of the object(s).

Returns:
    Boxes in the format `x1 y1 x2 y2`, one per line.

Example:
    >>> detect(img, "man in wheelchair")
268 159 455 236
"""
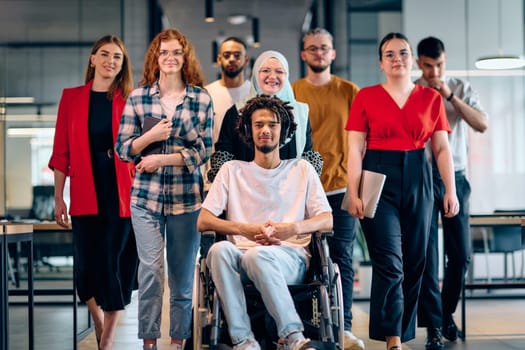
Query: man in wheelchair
197 95 333 350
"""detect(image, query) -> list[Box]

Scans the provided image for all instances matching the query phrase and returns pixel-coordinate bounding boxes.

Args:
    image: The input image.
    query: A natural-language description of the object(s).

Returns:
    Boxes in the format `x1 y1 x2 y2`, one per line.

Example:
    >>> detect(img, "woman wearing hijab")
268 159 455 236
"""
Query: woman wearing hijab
208 50 321 182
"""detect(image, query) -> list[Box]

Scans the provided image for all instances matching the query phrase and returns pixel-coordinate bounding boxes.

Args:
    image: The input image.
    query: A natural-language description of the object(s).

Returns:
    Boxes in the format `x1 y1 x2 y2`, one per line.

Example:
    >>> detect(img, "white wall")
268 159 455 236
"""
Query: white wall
404 0 525 213
404 0 524 70
5 137 32 209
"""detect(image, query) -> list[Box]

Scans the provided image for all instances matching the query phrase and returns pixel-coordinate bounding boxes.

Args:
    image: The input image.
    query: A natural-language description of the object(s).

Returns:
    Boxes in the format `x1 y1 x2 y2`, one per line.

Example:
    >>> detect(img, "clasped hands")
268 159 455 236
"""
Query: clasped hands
247 221 296 246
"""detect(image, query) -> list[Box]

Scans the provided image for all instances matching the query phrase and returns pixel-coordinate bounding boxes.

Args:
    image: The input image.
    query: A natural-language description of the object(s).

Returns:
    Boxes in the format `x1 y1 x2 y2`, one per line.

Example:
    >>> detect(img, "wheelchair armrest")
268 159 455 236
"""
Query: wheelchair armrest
201 230 216 238
200 231 216 258
314 231 334 237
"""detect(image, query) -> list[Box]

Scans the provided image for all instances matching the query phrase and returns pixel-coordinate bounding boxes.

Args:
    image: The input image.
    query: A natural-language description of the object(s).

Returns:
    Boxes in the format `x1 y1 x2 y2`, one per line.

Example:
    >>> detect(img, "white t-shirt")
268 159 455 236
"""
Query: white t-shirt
202 158 332 249
205 80 251 145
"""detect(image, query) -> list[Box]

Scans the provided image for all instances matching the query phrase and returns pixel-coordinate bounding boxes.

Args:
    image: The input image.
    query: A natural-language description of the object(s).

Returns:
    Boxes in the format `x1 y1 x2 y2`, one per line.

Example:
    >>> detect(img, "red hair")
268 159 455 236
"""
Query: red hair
139 28 205 87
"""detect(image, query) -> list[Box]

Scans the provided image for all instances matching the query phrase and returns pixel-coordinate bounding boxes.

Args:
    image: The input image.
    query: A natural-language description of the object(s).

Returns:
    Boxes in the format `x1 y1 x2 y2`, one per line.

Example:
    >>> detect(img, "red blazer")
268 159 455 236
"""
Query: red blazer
49 80 134 217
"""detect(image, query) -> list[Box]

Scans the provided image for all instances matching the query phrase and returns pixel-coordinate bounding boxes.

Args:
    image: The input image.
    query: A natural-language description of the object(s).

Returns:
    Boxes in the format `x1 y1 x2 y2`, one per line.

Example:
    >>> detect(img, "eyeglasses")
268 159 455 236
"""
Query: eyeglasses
158 49 184 58
304 45 332 54
221 51 243 60
258 68 286 75
382 50 411 61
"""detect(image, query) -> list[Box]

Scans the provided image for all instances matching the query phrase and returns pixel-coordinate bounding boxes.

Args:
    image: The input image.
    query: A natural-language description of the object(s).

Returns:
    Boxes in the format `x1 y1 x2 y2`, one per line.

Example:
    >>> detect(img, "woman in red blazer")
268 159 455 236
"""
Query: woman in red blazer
49 35 138 350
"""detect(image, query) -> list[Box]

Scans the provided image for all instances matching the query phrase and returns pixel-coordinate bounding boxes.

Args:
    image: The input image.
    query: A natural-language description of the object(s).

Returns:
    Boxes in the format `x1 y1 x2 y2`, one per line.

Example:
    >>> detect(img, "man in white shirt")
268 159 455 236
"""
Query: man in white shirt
197 95 332 350
204 37 251 191
205 37 251 145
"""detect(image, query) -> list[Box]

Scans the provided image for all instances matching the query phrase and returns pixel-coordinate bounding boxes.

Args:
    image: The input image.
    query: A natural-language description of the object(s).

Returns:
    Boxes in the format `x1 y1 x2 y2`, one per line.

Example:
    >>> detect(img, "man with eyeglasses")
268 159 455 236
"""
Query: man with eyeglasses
205 37 251 147
415 36 488 350
292 28 364 350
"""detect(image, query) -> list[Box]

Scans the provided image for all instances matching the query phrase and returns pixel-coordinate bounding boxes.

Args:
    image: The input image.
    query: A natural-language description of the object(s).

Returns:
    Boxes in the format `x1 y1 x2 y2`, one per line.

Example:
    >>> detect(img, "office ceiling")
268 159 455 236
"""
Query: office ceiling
0 0 402 44
0 0 122 43
159 0 311 47
158 0 401 81
0 0 401 83
349 0 401 11
158 0 402 43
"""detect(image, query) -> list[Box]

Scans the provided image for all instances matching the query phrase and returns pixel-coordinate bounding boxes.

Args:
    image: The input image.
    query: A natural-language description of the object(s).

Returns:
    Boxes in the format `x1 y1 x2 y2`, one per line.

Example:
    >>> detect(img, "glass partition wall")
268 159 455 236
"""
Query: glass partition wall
467 72 525 213
2 43 98 220
1 43 5 218
0 0 148 221
1 43 82 224
0 2 136 344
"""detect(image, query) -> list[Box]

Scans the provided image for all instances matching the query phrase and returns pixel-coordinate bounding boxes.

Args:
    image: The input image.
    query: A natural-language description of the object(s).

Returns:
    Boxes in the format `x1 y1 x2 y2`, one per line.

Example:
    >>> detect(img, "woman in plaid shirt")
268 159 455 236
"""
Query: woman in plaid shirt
115 29 213 350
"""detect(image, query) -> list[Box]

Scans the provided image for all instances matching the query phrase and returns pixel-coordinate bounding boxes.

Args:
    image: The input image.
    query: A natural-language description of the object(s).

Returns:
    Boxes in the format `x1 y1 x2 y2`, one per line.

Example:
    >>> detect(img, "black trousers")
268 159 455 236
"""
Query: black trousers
360 149 432 342
417 171 471 327
327 193 357 331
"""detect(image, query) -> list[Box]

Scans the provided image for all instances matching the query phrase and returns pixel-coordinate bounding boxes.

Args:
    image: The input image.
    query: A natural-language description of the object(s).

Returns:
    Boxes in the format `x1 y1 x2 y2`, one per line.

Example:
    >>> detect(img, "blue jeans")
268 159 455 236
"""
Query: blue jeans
131 204 201 340
206 241 307 344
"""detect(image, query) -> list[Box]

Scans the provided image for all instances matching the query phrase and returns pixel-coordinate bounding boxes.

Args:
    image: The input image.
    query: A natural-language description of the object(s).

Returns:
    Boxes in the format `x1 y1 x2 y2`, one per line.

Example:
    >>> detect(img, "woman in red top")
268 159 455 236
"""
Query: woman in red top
49 35 138 350
345 33 459 350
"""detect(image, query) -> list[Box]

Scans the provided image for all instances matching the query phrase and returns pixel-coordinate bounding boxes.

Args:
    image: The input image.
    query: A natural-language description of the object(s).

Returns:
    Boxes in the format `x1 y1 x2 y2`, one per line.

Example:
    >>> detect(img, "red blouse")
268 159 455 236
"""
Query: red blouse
345 84 450 150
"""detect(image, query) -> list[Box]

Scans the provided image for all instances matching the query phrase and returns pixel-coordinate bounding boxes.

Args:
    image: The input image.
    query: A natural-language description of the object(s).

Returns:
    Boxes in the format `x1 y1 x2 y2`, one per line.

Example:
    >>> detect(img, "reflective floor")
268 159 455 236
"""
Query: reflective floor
7 285 525 350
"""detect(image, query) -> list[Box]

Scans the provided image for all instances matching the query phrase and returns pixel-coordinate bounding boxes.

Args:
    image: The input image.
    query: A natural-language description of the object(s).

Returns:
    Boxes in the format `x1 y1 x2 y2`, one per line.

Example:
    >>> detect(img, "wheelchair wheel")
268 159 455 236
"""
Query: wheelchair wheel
333 263 345 350
192 256 227 349
192 261 204 350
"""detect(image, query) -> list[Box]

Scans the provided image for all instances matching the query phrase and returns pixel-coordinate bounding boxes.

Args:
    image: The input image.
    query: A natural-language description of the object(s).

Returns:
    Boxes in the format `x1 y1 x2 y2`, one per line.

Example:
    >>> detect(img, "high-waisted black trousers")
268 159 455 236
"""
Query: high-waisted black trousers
360 149 432 342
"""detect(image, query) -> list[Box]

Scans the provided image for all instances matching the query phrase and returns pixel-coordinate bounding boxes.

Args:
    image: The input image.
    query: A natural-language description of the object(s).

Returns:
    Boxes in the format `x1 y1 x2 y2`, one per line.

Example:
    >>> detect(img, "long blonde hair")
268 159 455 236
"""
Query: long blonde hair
139 28 205 87
84 34 133 100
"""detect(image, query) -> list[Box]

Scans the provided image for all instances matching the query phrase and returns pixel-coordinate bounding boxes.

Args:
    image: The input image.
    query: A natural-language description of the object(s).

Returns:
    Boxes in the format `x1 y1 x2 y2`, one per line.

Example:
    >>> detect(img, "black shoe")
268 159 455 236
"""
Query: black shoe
442 317 462 341
425 328 444 350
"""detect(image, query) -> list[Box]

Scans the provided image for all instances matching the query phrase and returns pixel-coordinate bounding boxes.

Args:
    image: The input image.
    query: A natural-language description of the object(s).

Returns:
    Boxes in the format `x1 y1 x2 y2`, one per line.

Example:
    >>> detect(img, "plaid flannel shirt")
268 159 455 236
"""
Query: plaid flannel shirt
115 82 213 215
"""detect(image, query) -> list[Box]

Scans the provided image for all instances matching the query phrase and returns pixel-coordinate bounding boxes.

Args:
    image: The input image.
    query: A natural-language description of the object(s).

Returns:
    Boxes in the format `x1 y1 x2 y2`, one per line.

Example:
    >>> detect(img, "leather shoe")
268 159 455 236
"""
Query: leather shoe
442 317 462 341
425 328 444 350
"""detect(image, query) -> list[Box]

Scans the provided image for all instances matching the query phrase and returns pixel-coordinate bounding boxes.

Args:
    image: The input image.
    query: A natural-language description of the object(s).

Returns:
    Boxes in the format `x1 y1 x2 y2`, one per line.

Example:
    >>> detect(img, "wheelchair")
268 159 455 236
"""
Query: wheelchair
190 231 345 350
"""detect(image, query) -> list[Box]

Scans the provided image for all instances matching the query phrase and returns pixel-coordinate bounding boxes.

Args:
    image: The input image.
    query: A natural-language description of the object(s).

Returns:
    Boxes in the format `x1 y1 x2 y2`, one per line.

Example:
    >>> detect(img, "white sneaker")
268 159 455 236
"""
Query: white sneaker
233 338 261 350
288 338 316 350
343 330 365 350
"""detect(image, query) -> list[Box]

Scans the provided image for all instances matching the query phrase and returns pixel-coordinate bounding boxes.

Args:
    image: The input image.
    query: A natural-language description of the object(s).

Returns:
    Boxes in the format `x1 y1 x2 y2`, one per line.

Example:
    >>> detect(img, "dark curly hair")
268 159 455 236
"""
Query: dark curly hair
236 95 297 147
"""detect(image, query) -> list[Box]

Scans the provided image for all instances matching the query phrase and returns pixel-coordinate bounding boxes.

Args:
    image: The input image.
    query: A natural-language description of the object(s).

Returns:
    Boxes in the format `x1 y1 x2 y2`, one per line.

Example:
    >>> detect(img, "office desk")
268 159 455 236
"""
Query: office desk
460 215 525 340
1 223 34 350
30 223 83 350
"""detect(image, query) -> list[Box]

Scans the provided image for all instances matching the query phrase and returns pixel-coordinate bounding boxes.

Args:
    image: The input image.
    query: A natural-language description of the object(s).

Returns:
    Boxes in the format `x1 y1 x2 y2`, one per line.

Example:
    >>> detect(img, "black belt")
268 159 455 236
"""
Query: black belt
364 149 426 165
94 149 113 159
